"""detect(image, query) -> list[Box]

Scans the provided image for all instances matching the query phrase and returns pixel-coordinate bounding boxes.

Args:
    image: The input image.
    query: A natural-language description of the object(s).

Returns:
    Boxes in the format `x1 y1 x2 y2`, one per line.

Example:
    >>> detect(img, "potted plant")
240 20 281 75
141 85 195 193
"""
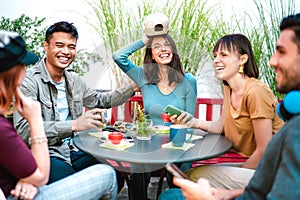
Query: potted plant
136 104 153 140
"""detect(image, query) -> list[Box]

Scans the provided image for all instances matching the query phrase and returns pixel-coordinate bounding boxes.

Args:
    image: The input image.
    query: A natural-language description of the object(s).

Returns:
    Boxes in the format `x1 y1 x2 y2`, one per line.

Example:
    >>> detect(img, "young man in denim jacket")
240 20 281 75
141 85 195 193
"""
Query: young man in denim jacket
14 21 137 192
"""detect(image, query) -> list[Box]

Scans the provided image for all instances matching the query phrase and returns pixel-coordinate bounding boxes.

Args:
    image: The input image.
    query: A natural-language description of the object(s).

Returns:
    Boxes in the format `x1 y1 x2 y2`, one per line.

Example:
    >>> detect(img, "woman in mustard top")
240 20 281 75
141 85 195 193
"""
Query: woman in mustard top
174 33 284 189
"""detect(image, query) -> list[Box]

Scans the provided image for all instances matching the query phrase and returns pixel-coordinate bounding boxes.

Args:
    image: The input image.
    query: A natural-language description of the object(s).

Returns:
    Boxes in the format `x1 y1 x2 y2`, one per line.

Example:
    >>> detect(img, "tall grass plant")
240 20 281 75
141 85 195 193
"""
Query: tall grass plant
86 0 229 89
245 0 297 99
86 0 298 99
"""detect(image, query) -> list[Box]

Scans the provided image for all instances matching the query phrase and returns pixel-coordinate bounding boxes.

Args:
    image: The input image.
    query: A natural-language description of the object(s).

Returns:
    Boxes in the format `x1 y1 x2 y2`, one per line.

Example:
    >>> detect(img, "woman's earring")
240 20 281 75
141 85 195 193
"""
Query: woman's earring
238 65 244 74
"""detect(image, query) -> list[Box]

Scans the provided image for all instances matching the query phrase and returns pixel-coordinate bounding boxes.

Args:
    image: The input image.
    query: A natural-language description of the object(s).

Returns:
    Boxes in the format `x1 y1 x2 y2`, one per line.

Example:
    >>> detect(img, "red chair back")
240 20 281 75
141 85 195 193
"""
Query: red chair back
111 96 223 124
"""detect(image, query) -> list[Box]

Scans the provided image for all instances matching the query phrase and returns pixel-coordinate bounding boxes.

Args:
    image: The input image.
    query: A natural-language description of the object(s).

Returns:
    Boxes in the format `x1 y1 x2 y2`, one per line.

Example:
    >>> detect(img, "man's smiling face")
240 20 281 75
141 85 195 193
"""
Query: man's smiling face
44 32 77 71
269 29 300 93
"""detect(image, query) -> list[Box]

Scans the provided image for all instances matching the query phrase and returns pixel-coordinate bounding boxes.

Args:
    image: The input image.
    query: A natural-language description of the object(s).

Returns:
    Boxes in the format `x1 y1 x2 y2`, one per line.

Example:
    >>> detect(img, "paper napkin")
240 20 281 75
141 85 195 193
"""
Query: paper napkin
162 142 195 151
88 131 109 138
187 134 203 141
99 140 134 151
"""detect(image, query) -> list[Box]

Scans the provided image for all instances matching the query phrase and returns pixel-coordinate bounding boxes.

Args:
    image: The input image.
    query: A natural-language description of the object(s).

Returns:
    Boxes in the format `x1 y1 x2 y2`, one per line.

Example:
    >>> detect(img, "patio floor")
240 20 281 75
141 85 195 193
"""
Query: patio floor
117 177 169 200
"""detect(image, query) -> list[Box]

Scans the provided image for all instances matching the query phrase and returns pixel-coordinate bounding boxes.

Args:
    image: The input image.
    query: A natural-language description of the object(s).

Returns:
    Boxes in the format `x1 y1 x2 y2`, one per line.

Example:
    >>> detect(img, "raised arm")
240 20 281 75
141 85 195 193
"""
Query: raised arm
112 39 146 86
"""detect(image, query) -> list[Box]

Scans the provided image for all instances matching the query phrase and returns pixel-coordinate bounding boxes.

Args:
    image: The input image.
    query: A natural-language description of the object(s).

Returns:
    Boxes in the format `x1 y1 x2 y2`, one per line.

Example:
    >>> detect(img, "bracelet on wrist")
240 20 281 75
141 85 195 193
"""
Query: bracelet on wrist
29 136 48 145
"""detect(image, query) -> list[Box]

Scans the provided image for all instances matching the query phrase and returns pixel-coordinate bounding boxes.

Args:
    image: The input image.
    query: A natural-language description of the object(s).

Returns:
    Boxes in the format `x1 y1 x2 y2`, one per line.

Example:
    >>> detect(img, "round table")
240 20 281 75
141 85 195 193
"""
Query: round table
73 129 231 173
73 129 231 199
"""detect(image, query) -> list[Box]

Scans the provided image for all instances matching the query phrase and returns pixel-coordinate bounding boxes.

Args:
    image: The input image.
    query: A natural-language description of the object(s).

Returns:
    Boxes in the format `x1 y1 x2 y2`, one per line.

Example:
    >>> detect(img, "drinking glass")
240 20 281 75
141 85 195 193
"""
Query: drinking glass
136 119 153 140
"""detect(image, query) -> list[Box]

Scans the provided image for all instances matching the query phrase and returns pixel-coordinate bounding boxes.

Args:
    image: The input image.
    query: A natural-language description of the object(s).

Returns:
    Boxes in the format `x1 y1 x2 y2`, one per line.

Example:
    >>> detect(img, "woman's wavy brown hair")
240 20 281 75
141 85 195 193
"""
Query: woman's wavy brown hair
143 34 184 85
0 65 24 113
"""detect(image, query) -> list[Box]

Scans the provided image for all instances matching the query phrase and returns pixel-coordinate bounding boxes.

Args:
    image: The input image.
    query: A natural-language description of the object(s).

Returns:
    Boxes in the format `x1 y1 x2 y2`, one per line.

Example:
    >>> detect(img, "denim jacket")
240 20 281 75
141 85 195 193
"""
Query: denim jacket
14 58 134 163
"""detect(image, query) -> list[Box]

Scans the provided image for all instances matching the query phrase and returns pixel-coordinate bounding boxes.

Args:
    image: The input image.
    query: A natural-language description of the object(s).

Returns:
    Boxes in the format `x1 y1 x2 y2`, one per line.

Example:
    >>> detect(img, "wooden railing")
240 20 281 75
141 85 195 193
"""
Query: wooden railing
111 95 223 124
194 98 223 120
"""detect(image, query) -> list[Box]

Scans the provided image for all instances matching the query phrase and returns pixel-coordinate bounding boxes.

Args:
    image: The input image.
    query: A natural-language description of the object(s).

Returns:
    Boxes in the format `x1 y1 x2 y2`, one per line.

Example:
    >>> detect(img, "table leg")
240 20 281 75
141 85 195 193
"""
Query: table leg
129 173 149 200
156 168 167 199
122 173 133 200
141 173 148 199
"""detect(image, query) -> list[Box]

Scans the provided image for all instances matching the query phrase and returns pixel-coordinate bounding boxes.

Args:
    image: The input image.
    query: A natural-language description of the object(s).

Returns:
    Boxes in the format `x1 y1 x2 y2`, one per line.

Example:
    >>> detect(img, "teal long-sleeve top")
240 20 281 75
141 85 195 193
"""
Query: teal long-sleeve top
113 39 197 125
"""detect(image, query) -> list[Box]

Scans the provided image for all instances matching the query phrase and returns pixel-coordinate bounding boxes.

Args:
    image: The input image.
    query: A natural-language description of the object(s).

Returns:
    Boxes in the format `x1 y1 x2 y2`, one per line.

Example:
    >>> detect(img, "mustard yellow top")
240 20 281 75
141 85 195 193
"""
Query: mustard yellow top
223 78 284 156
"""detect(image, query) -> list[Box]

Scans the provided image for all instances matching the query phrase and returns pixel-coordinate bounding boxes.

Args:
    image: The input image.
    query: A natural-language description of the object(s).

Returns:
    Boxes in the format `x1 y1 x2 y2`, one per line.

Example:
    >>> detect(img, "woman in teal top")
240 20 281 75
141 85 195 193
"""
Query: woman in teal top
113 34 197 125
113 34 197 200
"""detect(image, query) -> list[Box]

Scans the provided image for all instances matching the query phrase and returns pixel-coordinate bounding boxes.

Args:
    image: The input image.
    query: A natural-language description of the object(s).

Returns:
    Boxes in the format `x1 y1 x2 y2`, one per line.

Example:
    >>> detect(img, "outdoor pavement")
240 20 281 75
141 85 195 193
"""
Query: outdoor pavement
117 177 169 200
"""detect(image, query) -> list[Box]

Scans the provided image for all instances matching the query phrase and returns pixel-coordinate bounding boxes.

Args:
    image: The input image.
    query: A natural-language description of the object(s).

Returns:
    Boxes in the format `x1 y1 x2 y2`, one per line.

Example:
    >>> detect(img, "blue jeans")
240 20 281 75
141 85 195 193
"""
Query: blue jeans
48 150 98 183
158 188 185 200
7 165 117 200
48 149 124 193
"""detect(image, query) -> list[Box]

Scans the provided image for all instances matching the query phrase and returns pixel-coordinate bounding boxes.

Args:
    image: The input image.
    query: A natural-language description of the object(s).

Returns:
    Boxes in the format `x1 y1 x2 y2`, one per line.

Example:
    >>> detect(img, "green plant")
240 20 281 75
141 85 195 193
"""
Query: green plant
136 104 147 123
0 14 46 58
136 104 152 138
86 0 296 99
86 0 224 86
246 0 297 99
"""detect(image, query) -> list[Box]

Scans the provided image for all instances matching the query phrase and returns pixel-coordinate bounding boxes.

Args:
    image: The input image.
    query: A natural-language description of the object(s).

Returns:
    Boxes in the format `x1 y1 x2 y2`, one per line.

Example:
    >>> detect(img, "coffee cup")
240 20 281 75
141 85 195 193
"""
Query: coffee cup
108 132 123 144
169 124 192 147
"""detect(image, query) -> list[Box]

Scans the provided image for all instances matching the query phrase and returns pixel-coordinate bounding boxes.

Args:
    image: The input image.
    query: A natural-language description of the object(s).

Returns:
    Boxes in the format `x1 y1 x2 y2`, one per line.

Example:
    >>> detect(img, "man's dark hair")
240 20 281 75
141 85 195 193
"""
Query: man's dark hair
280 13 300 52
45 21 78 43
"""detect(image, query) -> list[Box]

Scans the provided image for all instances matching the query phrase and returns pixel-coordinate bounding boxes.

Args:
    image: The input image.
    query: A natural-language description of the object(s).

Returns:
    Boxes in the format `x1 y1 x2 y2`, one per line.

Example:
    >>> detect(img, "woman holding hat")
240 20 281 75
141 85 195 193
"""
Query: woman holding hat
113 13 197 199
0 30 117 200
113 13 197 127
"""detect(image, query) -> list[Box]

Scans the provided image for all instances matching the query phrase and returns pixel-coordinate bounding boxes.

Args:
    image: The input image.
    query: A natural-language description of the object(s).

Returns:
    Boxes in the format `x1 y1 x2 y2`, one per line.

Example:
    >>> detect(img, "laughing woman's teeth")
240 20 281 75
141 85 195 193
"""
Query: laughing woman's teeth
160 53 169 58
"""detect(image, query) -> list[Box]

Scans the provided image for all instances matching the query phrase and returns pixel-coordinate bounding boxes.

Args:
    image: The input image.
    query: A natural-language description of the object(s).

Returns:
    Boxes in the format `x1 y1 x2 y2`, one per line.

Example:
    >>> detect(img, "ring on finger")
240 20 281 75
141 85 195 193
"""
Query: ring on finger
21 188 27 193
